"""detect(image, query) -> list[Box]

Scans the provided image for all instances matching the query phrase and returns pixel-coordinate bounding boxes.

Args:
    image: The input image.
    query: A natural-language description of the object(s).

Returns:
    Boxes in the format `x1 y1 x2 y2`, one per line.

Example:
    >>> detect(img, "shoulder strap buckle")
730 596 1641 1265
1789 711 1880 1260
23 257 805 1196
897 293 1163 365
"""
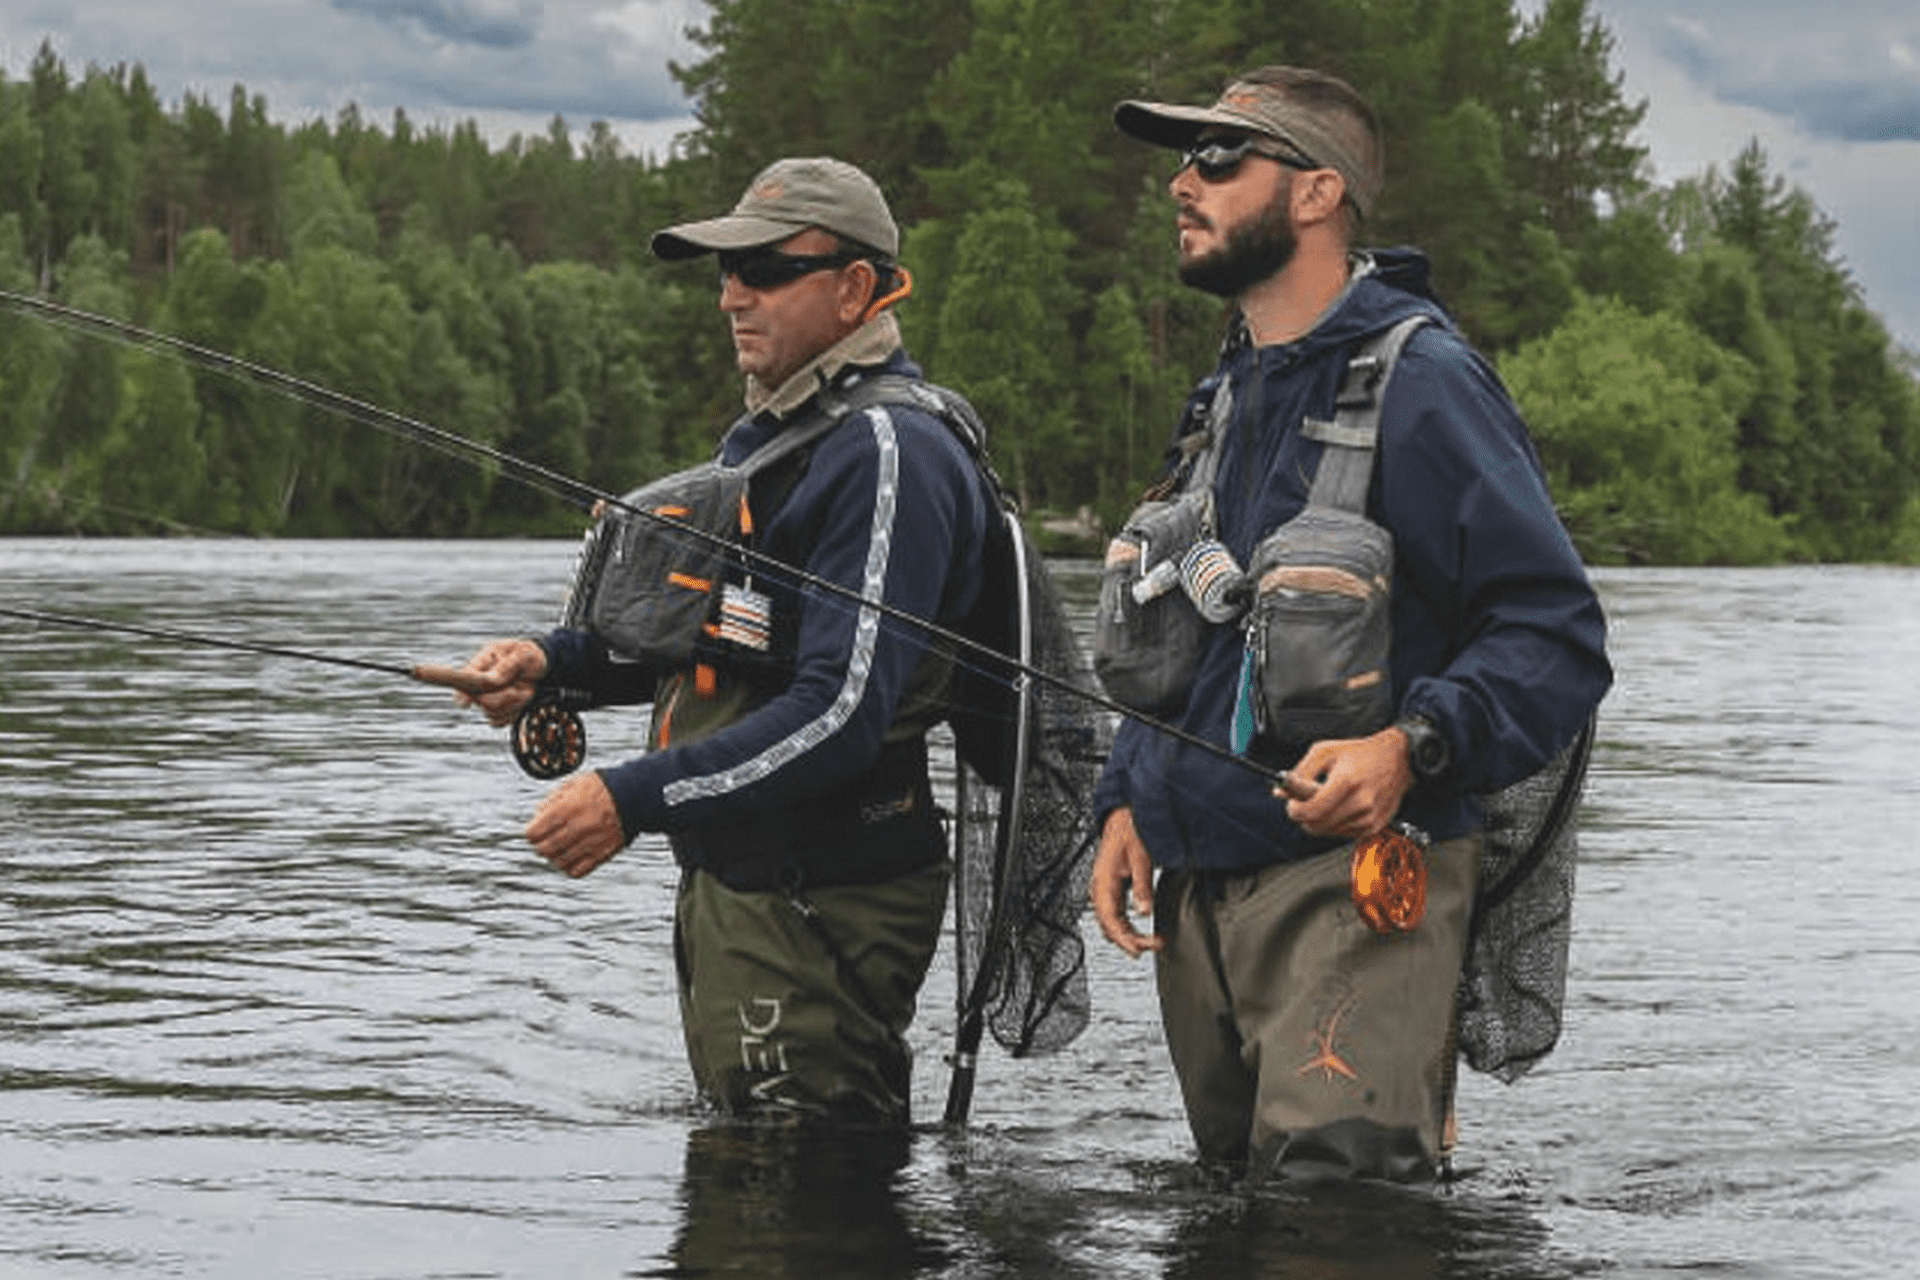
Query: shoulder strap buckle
1306 315 1431 511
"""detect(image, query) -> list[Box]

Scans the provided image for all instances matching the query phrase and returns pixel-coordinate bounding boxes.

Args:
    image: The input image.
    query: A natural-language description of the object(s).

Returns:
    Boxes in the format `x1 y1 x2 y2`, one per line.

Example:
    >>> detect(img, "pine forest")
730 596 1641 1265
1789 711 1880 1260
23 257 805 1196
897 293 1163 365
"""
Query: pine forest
2 0 1916 564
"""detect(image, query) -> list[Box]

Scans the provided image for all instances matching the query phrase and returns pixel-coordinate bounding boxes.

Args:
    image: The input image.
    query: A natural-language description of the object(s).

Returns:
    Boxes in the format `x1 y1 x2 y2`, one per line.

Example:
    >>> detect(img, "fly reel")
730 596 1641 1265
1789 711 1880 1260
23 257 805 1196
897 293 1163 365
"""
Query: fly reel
510 701 587 779
1349 825 1428 933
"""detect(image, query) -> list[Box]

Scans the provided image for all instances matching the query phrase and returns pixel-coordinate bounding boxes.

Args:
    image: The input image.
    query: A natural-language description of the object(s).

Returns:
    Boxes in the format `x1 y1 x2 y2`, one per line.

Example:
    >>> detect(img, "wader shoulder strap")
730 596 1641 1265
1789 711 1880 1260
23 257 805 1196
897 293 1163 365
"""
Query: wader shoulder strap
1299 315 1430 512
749 371 1005 500
727 391 859 480
730 371 963 524
826 372 1007 495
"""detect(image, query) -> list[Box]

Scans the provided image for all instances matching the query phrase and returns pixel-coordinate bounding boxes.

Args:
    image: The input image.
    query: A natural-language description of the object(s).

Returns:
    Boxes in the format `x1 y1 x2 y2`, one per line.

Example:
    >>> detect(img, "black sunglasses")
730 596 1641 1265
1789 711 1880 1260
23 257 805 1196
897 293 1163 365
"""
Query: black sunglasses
1176 136 1319 183
717 249 861 290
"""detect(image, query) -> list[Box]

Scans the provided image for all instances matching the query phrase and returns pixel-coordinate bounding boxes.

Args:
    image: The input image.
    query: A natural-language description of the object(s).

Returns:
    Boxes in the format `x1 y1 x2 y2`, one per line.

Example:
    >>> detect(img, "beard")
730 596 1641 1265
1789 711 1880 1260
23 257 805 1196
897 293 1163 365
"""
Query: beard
1178 189 1298 298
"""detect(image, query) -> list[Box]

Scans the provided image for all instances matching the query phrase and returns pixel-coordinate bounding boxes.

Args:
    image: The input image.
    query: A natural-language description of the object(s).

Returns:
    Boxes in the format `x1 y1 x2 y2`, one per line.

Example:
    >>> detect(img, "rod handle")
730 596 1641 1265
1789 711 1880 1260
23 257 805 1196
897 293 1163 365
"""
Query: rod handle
409 663 502 697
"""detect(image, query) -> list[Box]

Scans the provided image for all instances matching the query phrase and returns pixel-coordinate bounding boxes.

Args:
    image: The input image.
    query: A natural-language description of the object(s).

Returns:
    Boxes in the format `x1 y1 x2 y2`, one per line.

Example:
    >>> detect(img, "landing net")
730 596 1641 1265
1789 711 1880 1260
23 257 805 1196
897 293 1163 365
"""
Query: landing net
1457 719 1595 1083
953 553 1112 1059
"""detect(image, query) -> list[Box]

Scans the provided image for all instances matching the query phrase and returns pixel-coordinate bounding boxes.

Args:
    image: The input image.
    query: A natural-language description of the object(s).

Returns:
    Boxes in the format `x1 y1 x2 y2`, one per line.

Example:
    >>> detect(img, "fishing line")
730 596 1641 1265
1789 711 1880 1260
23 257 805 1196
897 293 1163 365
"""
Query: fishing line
0 288 1300 793
0 604 586 777
0 478 222 536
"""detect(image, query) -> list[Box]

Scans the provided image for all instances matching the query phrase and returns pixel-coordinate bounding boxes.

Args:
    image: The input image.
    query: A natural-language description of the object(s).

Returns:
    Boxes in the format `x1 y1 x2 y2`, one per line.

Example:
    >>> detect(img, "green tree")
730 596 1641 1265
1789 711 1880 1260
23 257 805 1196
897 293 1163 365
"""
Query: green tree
283 150 379 256
931 184 1078 510
1675 144 1920 558
673 0 970 207
156 228 297 533
43 235 131 478
1080 282 1158 517
73 67 138 250
0 26 1910 556
0 214 64 529
1502 294 1788 564
1508 0 1646 239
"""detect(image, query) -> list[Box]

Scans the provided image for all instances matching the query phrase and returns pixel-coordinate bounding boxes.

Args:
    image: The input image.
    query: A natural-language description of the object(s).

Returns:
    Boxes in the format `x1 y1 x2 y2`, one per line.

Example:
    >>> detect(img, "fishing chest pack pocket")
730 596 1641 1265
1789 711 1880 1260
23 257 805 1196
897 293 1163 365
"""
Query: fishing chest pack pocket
560 384 863 668
1094 490 1211 715
1242 504 1394 744
1093 379 1238 715
561 372 995 672
562 463 750 668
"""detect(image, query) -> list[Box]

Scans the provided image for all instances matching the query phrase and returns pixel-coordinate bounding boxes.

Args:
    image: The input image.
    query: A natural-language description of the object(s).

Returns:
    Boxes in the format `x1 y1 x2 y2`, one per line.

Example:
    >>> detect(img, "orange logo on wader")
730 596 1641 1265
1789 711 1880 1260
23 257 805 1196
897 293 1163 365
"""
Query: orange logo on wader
1297 996 1361 1084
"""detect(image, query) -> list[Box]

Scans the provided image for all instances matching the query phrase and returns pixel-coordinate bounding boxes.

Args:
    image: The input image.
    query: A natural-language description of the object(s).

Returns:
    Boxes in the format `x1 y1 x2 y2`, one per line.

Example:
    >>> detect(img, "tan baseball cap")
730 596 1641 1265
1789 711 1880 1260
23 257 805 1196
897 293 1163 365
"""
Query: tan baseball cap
651 156 900 260
1115 71 1381 218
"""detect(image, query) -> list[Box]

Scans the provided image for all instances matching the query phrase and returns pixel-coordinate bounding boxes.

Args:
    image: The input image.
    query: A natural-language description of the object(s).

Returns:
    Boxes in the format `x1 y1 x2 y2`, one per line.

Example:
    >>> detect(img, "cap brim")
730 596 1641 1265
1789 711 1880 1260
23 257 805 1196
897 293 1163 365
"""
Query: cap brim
1114 100 1251 150
649 213 807 261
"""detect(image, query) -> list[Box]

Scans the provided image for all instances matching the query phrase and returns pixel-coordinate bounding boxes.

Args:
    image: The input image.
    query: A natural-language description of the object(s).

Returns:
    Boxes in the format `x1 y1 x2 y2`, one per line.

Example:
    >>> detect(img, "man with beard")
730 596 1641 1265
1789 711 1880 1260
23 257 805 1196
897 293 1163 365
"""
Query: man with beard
1088 67 1610 1183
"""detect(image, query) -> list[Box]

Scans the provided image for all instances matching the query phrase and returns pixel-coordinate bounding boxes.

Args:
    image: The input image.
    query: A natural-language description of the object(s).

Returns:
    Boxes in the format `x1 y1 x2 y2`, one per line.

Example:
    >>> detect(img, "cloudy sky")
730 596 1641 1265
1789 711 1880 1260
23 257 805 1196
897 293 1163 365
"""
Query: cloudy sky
3 0 1916 349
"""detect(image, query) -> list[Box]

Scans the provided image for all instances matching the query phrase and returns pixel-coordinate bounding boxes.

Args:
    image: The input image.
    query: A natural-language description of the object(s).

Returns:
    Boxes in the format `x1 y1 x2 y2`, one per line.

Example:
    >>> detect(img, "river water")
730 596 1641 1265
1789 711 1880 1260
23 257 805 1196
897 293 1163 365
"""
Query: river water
2 539 1917 1279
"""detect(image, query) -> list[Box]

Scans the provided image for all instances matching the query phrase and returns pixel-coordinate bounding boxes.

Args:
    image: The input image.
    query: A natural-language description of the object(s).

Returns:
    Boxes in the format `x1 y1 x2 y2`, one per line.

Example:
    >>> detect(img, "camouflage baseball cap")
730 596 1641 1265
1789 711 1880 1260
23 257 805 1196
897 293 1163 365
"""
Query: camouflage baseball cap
651 156 899 260
1115 69 1382 218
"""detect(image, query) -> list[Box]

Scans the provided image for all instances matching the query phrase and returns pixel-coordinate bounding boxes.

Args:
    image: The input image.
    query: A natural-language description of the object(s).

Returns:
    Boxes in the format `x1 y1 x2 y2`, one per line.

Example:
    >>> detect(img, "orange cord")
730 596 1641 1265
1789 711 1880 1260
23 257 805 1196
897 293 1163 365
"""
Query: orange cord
862 265 914 324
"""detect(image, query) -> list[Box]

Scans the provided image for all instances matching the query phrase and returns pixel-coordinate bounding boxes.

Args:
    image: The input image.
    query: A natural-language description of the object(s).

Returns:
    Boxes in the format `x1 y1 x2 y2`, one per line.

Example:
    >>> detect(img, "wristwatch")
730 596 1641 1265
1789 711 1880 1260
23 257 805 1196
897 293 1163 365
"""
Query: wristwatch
1395 714 1450 780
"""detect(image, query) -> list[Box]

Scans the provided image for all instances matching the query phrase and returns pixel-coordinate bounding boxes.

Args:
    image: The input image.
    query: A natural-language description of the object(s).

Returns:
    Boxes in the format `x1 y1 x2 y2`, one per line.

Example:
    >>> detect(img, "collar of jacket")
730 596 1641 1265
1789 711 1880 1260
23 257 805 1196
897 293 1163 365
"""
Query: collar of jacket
743 311 904 419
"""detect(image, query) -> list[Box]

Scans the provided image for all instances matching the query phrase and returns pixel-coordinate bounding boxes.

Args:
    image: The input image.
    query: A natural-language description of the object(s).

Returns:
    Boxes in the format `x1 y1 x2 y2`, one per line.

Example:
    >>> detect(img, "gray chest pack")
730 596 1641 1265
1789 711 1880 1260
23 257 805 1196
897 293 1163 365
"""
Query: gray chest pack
1093 316 1429 748
559 373 985 671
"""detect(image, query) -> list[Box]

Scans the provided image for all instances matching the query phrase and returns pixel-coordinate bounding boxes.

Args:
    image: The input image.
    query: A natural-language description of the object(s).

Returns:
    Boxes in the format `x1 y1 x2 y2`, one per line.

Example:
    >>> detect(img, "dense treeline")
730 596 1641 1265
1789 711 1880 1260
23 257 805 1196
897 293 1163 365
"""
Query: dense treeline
1 0 1916 562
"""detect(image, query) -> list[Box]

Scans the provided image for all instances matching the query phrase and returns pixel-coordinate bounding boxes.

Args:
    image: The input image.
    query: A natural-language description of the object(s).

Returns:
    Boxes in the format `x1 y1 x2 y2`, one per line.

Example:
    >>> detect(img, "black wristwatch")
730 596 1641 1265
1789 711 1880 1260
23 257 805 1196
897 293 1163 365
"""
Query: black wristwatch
1395 714 1450 780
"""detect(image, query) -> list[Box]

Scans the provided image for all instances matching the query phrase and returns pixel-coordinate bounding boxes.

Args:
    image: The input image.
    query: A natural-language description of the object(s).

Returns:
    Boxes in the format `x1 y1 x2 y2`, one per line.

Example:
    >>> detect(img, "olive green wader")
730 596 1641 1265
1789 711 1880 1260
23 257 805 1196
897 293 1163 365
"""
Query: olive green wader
654 632 957 1124
1153 833 1480 1182
675 858 949 1123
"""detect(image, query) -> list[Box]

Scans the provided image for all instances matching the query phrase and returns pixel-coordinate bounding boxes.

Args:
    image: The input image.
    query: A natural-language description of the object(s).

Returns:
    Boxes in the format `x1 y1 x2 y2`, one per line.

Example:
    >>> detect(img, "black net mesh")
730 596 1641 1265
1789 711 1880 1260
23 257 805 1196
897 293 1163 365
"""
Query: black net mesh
953 549 1112 1058
1456 719 1595 1083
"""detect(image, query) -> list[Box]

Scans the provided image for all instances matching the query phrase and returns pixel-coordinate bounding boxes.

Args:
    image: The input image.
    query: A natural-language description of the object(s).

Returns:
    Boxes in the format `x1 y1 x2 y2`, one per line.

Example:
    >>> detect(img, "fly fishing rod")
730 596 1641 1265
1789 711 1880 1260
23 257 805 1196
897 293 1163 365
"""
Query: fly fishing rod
0 604 582 777
0 605 480 688
0 287 1309 796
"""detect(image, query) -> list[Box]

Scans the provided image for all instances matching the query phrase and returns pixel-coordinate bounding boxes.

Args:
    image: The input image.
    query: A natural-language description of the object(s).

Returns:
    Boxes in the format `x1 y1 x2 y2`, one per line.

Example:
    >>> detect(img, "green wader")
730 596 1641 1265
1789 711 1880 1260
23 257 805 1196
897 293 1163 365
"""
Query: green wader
1153 833 1481 1182
674 857 950 1124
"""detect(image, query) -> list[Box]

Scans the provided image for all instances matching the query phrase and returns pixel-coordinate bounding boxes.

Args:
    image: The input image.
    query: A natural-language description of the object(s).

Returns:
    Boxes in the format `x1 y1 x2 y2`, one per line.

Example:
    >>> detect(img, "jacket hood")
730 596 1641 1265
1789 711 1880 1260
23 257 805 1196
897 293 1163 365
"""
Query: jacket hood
1277 246 1450 365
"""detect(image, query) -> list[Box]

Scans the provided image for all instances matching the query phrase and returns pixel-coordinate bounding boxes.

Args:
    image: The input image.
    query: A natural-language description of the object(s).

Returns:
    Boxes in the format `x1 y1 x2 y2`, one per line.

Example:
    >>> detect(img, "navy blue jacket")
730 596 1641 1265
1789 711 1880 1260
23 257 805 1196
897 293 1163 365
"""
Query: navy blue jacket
539 349 995 846
1092 249 1611 873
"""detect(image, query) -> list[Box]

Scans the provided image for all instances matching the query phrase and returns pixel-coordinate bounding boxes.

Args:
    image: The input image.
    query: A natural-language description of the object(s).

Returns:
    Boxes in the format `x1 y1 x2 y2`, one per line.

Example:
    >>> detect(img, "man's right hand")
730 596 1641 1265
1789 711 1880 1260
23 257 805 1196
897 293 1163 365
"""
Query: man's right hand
1089 806 1164 958
454 639 547 726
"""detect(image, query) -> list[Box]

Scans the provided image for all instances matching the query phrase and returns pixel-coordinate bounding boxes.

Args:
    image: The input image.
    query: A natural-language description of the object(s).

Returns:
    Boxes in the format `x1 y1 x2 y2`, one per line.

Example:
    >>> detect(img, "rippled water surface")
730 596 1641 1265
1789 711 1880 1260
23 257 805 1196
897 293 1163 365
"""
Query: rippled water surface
4 540 1918 1279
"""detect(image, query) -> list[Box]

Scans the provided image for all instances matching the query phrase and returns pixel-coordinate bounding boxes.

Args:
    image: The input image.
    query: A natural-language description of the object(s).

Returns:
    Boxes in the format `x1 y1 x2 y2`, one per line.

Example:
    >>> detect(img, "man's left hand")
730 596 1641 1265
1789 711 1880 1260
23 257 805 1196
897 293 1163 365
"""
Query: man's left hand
1280 725 1414 839
525 772 625 878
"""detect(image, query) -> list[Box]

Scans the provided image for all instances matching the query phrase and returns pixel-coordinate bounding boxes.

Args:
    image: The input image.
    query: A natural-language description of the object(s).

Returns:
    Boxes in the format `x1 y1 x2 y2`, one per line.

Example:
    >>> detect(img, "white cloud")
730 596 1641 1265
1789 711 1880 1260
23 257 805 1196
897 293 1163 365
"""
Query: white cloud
1648 11 1920 145
1 0 703 140
1589 0 1920 350
591 0 703 72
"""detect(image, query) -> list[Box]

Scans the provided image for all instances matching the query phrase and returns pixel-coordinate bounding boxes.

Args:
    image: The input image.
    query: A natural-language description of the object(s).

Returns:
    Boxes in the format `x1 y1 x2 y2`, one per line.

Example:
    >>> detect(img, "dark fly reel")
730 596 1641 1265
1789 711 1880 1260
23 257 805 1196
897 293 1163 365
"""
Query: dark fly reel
511 701 587 779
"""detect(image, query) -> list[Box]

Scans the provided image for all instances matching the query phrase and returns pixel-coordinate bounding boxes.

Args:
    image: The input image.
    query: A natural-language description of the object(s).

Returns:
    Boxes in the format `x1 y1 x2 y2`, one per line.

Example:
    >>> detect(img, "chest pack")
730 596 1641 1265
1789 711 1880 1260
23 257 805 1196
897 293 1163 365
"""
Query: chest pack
559 374 966 671
1091 372 1237 716
1093 316 1428 748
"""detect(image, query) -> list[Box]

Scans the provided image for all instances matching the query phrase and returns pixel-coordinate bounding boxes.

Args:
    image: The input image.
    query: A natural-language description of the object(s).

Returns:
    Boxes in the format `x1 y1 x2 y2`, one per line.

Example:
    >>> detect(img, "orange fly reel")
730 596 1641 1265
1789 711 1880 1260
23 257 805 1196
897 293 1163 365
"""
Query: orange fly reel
1349 826 1428 933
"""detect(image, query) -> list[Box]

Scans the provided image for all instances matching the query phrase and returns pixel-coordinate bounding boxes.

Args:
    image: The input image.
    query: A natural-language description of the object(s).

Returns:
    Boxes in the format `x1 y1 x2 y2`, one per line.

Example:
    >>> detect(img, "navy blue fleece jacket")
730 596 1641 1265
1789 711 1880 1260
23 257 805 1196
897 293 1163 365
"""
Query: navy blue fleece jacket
1092 248 1611 873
